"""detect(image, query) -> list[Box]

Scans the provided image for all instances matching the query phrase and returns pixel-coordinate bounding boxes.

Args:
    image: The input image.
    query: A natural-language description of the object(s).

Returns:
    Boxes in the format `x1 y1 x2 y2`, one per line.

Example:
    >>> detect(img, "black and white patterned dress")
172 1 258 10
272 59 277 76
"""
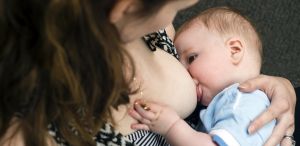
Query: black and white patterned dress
143 29 179 60
48 29 180 146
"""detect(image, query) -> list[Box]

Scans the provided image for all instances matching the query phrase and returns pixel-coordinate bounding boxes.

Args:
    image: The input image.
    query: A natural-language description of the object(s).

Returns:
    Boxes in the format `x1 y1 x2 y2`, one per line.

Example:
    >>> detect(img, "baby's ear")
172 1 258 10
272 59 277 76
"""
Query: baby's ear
226 37 245 65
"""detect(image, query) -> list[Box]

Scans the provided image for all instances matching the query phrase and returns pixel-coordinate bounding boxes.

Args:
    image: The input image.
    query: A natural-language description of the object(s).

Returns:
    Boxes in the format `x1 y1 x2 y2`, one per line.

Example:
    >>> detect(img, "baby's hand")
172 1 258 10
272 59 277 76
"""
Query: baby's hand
129 100 181 135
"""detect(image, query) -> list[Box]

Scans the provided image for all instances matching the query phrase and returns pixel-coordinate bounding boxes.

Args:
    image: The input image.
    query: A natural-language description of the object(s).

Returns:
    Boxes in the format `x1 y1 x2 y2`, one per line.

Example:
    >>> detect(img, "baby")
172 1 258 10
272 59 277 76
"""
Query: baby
129 7 275 146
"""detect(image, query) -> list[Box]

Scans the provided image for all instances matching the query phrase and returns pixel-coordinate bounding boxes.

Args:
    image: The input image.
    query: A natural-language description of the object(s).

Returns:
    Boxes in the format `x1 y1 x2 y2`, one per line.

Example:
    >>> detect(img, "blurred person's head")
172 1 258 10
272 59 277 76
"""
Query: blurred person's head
0 0 197 145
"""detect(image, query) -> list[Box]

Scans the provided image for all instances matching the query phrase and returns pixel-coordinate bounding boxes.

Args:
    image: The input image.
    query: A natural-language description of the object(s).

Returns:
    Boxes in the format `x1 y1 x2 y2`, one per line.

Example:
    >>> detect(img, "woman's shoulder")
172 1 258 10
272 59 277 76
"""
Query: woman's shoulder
0 121 25 146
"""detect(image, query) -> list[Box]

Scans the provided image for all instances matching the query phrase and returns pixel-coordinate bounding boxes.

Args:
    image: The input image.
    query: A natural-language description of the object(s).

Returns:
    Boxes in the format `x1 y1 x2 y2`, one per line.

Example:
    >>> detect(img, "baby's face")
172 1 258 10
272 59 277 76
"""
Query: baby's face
175 23 235 106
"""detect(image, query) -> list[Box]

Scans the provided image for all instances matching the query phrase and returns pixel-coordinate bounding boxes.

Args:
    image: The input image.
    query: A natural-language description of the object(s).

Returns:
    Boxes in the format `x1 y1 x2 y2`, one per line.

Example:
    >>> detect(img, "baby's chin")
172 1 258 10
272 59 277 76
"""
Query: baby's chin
200 100 210 106
200 93 214 106
198 86 220 106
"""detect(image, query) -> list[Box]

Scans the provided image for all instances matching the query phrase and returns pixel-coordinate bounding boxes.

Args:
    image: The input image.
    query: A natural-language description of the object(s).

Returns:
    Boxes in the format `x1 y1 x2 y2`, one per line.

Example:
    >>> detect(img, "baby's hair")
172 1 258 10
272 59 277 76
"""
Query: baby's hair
177 6 263 66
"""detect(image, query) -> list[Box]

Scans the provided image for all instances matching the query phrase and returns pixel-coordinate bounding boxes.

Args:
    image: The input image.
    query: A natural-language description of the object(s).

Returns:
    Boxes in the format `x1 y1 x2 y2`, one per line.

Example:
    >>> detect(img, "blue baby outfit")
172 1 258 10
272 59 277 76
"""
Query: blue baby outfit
200 83 276 146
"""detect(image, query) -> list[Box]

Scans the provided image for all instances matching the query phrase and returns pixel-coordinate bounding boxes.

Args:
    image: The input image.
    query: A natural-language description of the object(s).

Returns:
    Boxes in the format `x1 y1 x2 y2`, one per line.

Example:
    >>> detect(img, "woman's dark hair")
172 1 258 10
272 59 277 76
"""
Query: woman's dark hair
0 0 166 145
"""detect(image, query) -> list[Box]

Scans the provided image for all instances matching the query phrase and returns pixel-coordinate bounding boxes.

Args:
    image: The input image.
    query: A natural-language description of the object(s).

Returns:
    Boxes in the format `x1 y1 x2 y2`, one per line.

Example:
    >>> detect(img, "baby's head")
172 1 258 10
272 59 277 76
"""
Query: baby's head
174 7 262 105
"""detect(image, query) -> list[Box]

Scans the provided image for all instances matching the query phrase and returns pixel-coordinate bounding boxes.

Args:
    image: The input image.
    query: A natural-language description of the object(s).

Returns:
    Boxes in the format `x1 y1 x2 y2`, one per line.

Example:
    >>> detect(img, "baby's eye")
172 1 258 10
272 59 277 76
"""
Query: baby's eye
187 54 198 64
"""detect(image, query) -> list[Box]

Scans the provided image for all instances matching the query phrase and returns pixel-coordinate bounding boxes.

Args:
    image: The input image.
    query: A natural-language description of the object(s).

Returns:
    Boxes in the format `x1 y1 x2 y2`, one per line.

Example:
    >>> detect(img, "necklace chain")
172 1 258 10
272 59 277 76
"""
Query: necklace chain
133 77 144 98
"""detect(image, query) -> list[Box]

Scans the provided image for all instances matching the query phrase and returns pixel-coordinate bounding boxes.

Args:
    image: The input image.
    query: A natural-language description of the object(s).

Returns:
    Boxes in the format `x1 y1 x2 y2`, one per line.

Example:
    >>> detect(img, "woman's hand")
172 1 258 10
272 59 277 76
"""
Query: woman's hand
129 100 181 136
239 75 296 146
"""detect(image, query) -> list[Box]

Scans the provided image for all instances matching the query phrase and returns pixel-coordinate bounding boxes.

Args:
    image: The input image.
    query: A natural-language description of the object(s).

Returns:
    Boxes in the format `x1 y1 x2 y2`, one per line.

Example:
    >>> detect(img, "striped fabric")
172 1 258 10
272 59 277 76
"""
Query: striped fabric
126 130 170 146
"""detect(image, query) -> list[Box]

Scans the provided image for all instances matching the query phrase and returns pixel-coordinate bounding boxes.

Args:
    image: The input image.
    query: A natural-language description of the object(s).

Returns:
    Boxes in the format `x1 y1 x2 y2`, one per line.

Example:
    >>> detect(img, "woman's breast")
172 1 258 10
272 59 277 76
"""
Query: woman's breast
112 41 197 135
132 49 197 118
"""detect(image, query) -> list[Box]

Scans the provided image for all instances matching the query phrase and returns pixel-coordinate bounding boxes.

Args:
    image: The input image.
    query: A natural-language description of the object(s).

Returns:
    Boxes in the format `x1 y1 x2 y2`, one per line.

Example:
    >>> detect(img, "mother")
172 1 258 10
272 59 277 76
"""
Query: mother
0 0 296 146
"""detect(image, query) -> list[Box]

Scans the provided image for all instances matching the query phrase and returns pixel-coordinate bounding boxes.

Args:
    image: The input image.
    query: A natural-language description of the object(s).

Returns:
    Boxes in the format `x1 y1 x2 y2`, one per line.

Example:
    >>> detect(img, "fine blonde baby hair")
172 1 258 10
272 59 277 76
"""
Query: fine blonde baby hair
178 6 263 67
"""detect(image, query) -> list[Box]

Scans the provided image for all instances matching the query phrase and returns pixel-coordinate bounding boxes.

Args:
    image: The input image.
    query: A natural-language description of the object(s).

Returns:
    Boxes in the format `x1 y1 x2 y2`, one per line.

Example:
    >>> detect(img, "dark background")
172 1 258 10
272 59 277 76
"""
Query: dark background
173 0 300 142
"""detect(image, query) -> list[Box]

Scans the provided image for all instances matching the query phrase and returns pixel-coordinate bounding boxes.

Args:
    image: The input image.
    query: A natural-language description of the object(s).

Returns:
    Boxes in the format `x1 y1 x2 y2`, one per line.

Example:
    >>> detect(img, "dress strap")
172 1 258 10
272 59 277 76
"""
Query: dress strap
143 29 179 60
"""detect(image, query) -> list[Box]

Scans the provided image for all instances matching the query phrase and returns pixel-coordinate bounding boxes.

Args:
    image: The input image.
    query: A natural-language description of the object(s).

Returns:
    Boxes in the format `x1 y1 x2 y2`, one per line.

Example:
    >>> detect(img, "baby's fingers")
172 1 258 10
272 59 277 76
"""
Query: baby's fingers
134 101 161 121
131 123 150 131
134 103 156 121
129 108 151 125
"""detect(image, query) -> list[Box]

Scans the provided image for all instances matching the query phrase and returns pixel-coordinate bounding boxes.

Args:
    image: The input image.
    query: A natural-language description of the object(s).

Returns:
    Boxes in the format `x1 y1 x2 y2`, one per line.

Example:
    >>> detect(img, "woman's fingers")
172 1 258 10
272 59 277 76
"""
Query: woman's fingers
281 137 296 146
239 75 268 93
280 115 295 146
239 75 296 139
264 113 295 146
280 125 296 146
263 116 290 146
248 102 286 134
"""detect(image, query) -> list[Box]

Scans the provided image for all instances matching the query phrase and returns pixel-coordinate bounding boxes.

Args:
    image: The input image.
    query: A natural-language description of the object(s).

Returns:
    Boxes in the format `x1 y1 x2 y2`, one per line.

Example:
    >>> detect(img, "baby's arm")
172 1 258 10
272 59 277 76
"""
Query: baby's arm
129 100 216 146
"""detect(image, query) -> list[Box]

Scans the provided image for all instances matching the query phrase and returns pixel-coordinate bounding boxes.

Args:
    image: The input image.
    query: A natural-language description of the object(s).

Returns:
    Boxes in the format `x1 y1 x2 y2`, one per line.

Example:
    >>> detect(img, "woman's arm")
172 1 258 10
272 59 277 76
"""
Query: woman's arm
238 75 296 146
